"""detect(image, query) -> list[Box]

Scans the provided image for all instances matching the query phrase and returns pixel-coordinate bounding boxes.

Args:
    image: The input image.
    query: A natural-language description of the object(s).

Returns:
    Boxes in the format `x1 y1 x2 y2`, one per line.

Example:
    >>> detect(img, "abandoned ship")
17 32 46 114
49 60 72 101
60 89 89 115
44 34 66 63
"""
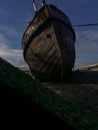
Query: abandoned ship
22 0 76 81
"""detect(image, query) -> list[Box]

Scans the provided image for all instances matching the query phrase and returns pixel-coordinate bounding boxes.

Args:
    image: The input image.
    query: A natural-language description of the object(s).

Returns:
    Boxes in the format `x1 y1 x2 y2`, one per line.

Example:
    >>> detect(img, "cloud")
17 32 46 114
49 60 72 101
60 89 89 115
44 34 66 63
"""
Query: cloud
0 42 27 68
0 33 10 44
75 28 98 55
0 23 24 54
0 24 27 68
0 28 26 67
81 30 98 41
0 43 22 58
0 24 22 41
25 11 33 22
74 28 98 68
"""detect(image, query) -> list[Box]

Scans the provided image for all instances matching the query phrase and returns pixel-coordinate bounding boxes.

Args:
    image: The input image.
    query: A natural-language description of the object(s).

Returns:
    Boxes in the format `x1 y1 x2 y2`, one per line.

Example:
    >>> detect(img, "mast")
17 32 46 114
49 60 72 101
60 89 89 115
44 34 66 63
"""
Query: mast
32 0 38 14
42 0 47 7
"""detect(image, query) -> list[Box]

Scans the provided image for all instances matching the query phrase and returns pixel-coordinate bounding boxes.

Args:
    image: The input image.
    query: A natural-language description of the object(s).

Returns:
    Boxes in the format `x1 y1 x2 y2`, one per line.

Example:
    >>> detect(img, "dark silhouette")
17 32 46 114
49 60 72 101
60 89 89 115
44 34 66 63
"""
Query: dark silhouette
0 81 75 130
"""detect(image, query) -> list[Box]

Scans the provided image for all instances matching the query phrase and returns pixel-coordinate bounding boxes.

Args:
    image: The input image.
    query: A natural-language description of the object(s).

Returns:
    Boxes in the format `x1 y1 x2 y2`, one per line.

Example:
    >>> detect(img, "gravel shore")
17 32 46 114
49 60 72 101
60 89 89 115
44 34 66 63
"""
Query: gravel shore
44 68 98 118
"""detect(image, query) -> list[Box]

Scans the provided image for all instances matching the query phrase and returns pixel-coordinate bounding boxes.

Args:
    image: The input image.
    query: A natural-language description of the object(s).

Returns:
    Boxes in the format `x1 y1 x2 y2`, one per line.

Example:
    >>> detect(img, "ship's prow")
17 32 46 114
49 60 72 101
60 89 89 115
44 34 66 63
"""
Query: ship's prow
22 1 76 81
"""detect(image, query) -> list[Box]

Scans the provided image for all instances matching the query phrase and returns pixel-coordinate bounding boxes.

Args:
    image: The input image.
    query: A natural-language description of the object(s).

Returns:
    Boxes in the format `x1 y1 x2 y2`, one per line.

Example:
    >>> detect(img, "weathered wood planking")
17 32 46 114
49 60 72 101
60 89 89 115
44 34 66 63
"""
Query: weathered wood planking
22 4 76 81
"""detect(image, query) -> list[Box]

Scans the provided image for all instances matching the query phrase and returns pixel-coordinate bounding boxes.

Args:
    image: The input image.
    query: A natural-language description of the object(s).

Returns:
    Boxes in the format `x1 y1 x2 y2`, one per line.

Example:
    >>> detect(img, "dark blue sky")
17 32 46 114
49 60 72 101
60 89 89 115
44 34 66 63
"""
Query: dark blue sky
0 0 98 68
1 0 98 25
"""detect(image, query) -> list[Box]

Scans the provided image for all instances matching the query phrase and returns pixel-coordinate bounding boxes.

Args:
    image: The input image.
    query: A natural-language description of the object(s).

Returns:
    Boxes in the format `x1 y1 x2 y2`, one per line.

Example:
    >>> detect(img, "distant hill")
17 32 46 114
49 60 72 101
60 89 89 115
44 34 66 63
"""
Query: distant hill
79 63 98 71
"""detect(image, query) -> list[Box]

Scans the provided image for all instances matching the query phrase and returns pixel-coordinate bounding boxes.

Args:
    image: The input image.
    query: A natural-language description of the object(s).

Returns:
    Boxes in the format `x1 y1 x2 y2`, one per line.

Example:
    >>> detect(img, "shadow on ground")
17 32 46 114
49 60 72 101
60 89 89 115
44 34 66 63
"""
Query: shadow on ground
0 81 75 130
44 70 98 85
65 70 98 85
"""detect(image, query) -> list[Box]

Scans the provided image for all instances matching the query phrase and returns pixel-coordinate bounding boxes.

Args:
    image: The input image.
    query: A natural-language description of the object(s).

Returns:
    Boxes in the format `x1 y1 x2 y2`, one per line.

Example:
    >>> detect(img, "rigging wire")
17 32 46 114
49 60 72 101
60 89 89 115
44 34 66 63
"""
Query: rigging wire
73 23 98 27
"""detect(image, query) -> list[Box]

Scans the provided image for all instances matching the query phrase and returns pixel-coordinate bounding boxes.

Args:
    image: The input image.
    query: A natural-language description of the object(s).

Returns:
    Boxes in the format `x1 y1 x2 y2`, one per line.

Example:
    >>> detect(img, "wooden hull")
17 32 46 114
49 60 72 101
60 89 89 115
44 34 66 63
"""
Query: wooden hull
22 5 76 81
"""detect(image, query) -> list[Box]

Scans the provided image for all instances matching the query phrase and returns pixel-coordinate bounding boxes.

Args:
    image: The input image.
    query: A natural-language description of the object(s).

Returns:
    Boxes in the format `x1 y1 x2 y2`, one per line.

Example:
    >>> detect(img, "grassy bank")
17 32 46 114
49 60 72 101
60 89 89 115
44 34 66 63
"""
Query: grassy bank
0 58 98 129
